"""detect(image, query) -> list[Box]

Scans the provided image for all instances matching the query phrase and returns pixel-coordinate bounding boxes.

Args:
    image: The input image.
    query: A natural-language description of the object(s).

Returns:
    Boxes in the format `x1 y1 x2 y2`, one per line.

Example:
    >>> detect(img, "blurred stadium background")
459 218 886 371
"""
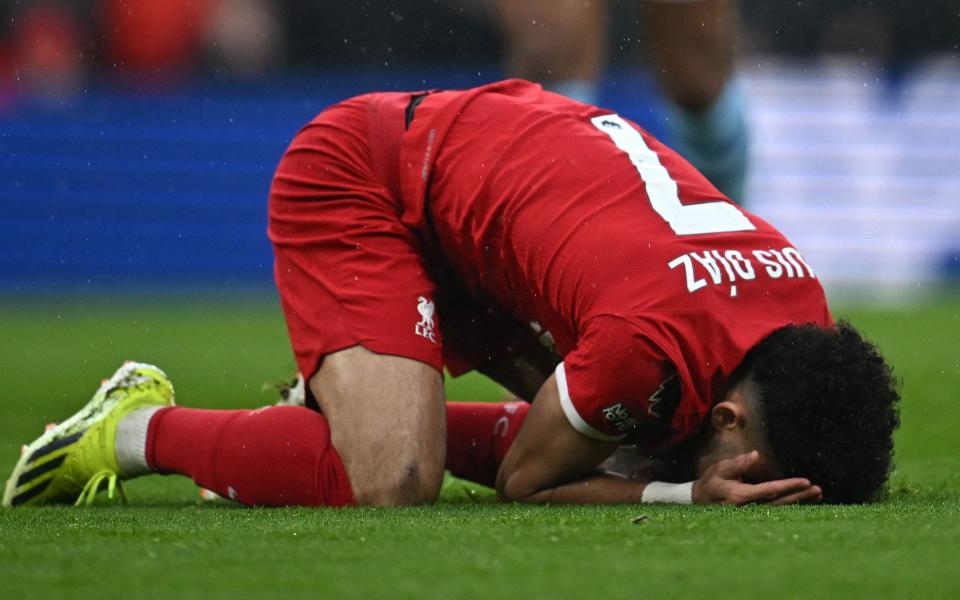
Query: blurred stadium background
2 0 958 299
2 4 959 598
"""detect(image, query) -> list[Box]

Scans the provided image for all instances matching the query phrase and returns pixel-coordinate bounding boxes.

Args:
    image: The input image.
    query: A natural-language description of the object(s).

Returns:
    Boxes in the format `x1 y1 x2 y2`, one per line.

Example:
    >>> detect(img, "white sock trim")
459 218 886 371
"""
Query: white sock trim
641 481 694 504
116 406 164 477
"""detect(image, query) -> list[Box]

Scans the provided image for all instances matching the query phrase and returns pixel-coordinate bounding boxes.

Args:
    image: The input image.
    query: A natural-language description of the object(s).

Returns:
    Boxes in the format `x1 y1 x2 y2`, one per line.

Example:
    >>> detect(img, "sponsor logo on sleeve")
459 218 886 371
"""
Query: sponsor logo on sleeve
601 371 682 439
601 403 639 433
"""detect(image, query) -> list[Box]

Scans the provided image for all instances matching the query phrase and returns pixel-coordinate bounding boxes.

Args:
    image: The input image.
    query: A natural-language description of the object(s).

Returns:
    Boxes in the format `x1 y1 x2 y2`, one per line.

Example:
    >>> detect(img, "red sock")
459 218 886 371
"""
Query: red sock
444 401 530 488
146 406 356 507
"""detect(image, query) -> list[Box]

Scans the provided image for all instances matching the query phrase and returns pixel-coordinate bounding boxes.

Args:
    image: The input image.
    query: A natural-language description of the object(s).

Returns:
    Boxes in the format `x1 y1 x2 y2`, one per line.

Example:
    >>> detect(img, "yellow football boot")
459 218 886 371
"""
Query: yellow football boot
3 362 174 507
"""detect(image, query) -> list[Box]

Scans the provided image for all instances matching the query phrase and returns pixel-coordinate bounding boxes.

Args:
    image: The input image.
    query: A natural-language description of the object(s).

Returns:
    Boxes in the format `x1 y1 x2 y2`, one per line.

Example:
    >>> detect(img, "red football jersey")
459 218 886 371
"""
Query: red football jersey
396 80 832 447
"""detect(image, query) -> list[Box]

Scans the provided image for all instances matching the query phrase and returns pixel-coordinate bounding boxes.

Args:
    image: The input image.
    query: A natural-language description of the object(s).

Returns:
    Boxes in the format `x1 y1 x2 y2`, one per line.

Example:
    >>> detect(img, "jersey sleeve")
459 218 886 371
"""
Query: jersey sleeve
556 316 682 446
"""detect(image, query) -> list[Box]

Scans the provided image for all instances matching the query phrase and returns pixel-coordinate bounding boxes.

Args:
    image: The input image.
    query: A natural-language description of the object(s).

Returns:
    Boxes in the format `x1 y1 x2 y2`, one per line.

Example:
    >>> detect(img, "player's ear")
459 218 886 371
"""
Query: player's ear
710 400 744 431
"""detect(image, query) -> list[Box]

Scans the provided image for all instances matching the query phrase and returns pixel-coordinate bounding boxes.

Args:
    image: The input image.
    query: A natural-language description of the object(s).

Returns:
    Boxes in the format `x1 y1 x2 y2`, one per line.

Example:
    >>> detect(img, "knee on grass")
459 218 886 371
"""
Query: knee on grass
353 457 444 507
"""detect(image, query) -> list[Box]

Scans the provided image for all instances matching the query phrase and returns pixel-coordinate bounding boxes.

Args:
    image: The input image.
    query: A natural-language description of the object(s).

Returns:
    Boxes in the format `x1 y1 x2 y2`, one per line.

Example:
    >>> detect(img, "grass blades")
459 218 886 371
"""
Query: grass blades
1 294 958 599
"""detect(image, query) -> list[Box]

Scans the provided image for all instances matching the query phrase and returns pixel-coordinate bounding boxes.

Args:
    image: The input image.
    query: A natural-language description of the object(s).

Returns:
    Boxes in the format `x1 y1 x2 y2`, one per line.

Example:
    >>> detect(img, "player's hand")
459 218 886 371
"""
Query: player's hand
692 450 823 506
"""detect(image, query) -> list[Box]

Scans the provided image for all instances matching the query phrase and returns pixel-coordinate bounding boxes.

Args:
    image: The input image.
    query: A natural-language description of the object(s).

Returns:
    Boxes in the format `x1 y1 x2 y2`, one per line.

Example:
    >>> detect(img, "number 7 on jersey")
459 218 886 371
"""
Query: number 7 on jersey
591 114 755 236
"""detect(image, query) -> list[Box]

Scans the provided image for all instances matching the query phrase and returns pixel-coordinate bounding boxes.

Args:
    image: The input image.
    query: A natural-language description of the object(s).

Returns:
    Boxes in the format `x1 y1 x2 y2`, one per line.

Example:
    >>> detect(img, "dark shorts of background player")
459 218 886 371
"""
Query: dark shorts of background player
268 91 544 393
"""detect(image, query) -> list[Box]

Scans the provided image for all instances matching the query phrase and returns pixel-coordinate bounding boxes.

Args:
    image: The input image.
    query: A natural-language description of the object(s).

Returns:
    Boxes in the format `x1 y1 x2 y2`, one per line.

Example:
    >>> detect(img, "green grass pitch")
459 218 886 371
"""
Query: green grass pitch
1 293 959 599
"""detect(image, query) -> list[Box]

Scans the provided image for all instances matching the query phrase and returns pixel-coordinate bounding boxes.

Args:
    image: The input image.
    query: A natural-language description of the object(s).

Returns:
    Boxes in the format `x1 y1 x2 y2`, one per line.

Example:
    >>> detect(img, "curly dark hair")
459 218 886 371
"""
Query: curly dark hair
732 321 901 503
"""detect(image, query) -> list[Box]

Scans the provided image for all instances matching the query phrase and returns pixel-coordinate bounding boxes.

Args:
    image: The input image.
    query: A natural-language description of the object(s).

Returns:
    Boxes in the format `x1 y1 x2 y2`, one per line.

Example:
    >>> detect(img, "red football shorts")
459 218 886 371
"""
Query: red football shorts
268 92 445 380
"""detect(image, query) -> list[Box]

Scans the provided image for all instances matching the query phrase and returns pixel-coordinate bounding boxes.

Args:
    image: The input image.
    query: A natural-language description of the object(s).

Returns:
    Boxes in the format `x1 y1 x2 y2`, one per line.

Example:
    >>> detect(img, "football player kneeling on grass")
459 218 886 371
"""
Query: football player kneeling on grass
4 80 899 509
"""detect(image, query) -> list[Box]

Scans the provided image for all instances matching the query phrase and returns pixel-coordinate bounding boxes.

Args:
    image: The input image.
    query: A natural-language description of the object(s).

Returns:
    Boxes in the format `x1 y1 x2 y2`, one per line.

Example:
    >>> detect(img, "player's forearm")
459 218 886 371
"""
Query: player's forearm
499 471 652 504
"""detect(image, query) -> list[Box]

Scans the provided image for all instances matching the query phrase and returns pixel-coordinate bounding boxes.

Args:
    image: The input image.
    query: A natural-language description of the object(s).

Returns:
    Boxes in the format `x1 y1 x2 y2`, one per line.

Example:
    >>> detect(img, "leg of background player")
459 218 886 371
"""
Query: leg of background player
308 346 447 506
642 0 749 202
492 0 607 104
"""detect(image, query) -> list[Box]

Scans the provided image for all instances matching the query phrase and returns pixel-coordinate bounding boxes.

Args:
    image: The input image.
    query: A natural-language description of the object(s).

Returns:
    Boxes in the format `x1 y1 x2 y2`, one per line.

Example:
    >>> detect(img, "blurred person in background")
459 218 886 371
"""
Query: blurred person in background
493 0 748 202
204 0 284 79
99 0 217 77
0 1 89 99
101 0 284 81
0 0 283 96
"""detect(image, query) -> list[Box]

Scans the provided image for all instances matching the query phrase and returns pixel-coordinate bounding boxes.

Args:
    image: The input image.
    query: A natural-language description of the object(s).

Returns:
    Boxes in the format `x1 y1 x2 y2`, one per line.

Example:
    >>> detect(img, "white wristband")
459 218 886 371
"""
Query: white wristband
641 481 694 504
